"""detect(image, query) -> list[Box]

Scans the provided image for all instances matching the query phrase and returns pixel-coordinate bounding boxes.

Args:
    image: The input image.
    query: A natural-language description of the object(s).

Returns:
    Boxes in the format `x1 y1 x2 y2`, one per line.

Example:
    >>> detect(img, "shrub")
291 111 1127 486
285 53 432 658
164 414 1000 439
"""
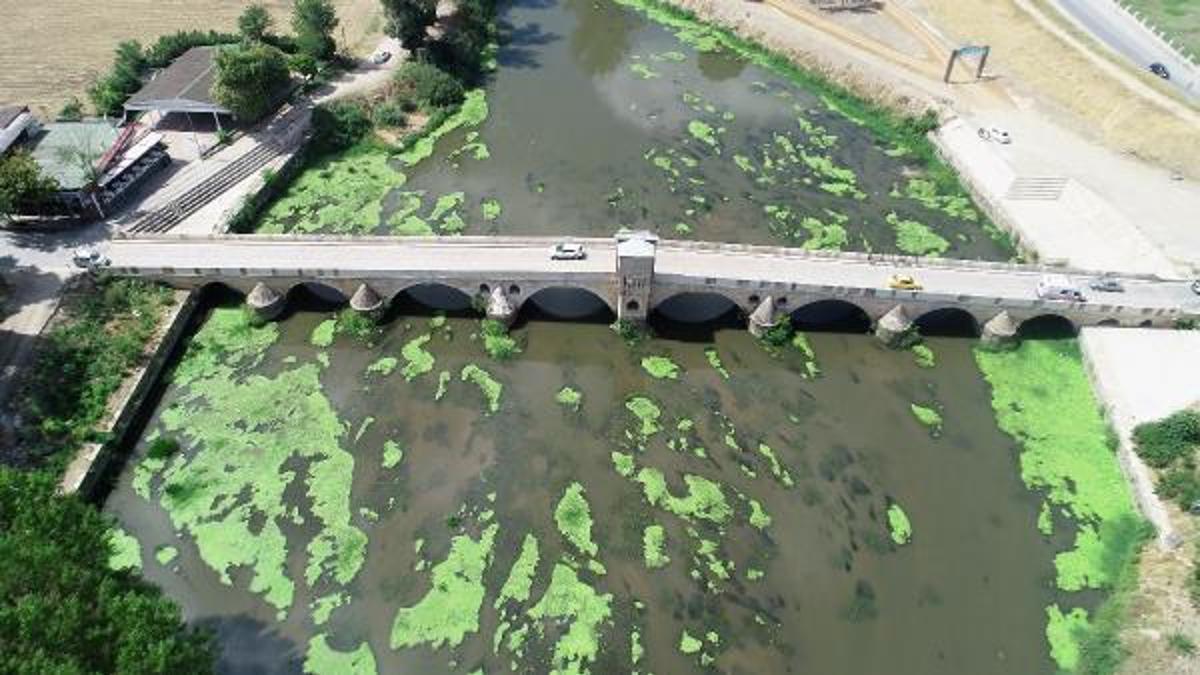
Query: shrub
311 100 373 154
758 322 793 347
394 61 465 110
1155 467 1200 509
479 319 520 360
1133 410 1200 468
1168 633 1196 656
58 98 84 122
371 101 407 128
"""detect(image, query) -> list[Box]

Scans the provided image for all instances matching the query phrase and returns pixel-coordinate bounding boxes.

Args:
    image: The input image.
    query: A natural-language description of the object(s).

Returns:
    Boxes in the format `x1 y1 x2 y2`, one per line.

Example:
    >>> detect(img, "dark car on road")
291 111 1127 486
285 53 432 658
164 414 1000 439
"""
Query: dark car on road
1089 275 1124 293
1150 62 1171 80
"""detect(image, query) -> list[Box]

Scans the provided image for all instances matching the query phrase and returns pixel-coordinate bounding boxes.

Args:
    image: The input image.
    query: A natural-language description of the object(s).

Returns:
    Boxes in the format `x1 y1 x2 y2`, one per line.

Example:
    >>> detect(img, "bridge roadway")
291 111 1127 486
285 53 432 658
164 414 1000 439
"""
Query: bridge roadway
104 234 1199 337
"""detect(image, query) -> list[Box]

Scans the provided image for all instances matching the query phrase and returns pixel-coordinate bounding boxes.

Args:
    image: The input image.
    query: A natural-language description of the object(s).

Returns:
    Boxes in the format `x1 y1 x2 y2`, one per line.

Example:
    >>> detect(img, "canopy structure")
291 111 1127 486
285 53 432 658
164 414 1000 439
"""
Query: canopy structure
123 47 231 119
0 105 36 155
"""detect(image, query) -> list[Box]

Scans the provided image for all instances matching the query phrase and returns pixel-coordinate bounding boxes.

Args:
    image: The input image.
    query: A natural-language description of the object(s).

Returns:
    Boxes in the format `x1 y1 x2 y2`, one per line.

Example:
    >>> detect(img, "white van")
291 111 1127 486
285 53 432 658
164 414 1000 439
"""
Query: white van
1036 274 1085 302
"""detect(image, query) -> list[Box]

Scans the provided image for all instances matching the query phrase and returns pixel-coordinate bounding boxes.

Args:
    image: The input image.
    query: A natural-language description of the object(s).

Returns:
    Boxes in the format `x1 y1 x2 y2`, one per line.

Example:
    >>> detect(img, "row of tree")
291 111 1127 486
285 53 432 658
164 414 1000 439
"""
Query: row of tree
381 0 496 83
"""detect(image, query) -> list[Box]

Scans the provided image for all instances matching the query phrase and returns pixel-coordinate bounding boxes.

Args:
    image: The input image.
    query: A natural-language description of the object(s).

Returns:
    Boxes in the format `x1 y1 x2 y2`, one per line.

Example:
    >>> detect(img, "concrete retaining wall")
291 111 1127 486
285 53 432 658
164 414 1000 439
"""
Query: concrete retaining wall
59 290 200 499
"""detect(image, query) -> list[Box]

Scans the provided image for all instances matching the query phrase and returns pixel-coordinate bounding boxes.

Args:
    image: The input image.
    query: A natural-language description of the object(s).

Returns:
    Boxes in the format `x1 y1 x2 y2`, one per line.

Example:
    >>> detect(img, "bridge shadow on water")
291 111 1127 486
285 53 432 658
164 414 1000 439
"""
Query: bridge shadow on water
1017 314 1077 340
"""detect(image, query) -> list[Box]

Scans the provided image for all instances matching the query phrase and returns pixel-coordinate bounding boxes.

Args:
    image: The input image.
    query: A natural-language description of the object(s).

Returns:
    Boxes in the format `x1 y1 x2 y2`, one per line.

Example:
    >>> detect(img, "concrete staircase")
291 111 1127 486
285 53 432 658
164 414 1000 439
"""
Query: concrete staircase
128 141 285 234
1005 176 1069 201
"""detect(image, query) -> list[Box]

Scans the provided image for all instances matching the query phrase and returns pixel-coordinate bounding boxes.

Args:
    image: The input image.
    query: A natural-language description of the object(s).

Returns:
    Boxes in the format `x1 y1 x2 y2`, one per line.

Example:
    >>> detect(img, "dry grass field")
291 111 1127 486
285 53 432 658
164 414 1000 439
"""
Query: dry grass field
0 0 383 117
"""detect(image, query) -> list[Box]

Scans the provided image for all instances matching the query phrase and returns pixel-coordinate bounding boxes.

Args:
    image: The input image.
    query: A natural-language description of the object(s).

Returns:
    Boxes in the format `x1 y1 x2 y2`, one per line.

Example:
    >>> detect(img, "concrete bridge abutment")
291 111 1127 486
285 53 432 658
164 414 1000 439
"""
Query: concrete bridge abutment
486 286 517 326
748 296 781 338
874 304 915 347
981 311 1020 350
616 231 658 324
350 283 386 322
246 282 286 322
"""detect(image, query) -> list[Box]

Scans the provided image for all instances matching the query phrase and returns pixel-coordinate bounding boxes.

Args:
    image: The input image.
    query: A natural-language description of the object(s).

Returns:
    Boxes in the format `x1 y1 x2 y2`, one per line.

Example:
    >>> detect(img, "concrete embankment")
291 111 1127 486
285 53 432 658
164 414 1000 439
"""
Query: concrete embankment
59 290 200 498
1079 327 1200 548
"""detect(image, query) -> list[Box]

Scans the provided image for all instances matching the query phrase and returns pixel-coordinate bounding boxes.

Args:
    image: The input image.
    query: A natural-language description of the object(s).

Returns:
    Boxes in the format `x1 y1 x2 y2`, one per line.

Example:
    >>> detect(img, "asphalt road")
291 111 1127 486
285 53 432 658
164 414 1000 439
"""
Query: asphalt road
1054 0 1198 100
105 237 1200 313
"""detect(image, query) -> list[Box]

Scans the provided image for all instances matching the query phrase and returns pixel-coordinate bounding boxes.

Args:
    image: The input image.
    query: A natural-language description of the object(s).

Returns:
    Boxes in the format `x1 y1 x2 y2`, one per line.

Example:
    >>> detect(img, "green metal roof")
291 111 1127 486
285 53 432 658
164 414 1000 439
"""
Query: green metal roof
26 122 119 190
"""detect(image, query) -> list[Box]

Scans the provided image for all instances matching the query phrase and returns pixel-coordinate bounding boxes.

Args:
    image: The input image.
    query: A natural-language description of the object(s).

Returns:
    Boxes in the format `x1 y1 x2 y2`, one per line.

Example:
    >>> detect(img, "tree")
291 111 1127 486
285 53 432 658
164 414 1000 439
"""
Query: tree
393 61 463 109
238 3 273 42
213 43 291 121
381 0 436 50
0 151 58 223
0 467 213 673
292 0 339 61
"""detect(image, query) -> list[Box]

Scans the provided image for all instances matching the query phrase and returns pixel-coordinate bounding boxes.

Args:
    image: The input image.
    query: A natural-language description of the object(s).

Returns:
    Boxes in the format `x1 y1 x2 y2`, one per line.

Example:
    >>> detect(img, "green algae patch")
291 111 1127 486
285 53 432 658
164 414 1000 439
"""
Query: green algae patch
756 443 795 487
435 370 451 401
555 386 582 411
630 63 660 79
888 212 950 256
155 308 366 616
910 403 942 433
687 120 719 149
680 629 702 654
366 356 398 377
257 142 400 234
398 89 489 168
635 468 733 524
312 592 348 626
495 533 539 609
1045 604 1088 672
611 451 636 478
401 334 435 380
903 177 978 221
977 340 1148 669
911 343 936 368
481 197 502 221
555 482 599 557
975 340 1144 590
626 395 663 436
643 524 670 569
527 562 613 673
460 364 502 414
391 523 499 650
310 319 337 347
704 347 730 378
1038 501 1054 536
480 319 521 360
641 355 681 379
382 440 404 469
108 527 141 572
304 635 376 675
748 499 772 530
631 629 644 665
887 503 912 545
155 545 178 566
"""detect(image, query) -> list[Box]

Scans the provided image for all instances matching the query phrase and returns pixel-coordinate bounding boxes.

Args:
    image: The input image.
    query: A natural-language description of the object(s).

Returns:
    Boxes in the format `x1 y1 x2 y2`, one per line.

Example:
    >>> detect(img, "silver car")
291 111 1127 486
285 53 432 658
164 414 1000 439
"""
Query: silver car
72 246 110 270
550 242 586 260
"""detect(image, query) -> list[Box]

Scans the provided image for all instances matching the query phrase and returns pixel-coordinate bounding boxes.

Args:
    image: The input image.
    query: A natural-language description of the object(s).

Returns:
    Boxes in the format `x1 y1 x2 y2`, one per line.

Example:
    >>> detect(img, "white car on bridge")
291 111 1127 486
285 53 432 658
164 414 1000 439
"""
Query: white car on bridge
550 242 586 260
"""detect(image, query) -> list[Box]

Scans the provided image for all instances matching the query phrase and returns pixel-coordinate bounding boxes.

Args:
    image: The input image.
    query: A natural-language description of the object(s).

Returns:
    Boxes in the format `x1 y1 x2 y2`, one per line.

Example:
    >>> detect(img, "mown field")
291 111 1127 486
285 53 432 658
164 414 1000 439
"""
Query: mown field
0 0 382 117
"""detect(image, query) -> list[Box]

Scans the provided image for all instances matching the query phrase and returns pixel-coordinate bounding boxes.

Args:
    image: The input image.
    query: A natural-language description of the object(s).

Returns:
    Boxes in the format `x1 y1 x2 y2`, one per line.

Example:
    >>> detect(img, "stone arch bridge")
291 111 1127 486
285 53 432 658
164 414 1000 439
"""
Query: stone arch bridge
105 232 1199 346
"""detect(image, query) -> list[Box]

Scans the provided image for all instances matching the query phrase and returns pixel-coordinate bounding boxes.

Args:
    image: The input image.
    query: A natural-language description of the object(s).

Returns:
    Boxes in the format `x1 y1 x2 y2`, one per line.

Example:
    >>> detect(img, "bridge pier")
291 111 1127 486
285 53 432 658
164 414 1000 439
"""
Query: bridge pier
246 282 285 322
486 286 516 326
981 311 1020 350
616 231 658 324
350 283 385 322
874 304 915 348
748 296 781 338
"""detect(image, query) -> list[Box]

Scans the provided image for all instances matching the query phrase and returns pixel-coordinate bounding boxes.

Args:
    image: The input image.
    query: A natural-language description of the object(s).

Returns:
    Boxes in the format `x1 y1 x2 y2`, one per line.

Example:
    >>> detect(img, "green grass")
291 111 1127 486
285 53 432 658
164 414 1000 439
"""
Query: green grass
1120 0 1200 58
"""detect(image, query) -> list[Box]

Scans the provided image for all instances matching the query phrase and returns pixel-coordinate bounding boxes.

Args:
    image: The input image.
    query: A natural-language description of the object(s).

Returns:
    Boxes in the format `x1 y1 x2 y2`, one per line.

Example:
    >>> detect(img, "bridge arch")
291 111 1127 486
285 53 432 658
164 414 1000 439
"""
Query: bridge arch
651 292 741 325
1017 313 1077 339
393 283 476 314
790 299 871 333
914 307 981 338
517 287 615 323
287 281 350 309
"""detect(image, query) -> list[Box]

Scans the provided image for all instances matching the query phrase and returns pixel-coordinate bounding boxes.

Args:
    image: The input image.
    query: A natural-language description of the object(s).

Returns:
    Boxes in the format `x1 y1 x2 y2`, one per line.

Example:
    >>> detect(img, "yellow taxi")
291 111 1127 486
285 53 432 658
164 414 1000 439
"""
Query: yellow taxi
887 274 923 291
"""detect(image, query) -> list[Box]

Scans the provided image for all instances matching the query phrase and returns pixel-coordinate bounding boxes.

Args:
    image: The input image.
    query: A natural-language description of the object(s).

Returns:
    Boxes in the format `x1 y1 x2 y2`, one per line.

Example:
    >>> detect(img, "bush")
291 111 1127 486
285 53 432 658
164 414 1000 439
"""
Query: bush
1155 467 1200 508
758 322 793 347
479 319 520 360
58 98 84 122
311 100 373 154
1133 411 1200 468
371 101 407 128
394 61 465 110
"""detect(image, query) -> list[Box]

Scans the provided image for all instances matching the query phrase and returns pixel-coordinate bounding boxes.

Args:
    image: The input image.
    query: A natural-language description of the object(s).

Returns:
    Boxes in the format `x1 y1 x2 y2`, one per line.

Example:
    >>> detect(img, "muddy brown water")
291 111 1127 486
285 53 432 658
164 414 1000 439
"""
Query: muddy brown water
105 296 1063 673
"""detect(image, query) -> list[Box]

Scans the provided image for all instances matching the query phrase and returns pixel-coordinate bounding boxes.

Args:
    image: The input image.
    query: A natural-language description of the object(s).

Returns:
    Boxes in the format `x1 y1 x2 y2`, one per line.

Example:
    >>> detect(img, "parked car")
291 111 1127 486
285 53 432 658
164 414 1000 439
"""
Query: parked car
1036 274 1085 302
371 50 392 65
1191 279 1200 295
72 246 110 270
1088 275 1124 293
1149 62 1170 80
887 274 922 291
978 126 1013 144
550 242 586 260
